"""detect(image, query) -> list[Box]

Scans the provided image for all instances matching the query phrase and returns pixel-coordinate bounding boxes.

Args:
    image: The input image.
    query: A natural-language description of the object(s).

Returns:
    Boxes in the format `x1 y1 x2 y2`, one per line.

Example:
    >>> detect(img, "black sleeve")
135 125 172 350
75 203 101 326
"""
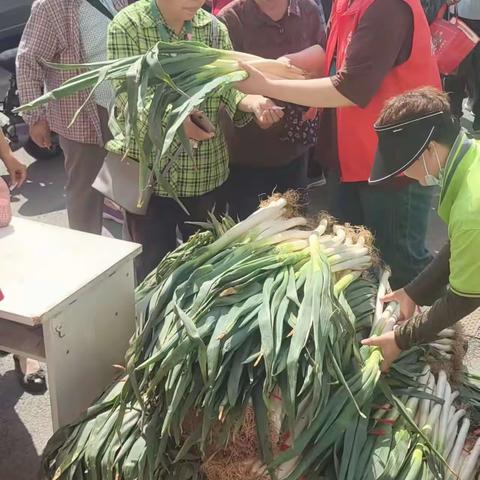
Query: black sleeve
331 0 413 107
404 242 450 306
395 289 480 349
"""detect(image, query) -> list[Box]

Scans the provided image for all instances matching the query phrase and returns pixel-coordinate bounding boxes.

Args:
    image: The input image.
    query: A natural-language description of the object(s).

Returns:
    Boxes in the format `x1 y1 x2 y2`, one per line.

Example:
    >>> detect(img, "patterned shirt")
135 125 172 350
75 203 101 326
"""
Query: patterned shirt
78 0 116 109
106 2 250 198
17 0 128 146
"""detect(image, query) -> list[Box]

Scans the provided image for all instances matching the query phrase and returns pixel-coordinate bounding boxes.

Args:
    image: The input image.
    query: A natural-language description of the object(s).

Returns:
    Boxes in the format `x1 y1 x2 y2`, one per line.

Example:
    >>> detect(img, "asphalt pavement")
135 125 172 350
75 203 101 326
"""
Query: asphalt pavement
0 64 478 480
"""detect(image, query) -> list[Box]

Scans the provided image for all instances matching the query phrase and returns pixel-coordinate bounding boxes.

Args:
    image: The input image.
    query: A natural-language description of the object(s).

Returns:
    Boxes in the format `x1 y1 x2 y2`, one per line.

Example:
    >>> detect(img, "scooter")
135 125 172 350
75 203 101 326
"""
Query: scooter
0 47 61 159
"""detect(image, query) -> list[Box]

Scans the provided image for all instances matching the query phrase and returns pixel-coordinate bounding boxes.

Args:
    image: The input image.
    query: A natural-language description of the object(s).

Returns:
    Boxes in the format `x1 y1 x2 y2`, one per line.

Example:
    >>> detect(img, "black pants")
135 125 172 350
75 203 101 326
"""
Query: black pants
327 173 434 289
444 18 480 120
126 186 225 283
224 153 309 221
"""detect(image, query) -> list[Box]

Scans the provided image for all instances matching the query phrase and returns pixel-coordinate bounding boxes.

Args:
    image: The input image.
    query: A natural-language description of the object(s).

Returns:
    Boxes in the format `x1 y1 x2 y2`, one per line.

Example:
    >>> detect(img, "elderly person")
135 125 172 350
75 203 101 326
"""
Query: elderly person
236 0 442 288
218 0 326 219
107 0 281 282
17 0 128 234
363 88 480 371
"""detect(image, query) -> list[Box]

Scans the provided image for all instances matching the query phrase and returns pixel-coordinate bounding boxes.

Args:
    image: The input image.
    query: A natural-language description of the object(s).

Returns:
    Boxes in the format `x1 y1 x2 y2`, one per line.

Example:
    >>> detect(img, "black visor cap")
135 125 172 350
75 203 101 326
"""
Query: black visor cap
369 111 445 185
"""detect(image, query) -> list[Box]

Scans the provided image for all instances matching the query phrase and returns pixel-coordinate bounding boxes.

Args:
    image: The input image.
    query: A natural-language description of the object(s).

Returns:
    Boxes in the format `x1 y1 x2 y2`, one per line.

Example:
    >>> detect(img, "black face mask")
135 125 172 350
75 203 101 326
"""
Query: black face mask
369 111 448 185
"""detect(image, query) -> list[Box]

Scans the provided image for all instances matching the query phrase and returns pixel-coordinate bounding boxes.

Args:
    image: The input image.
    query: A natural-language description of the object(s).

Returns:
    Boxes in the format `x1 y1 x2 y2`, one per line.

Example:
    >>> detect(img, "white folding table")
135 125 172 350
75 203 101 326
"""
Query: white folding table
0 217 141 429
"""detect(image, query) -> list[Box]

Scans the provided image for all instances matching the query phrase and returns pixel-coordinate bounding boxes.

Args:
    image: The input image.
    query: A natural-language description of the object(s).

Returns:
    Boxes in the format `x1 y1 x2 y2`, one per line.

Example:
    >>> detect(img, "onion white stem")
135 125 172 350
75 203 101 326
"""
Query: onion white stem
448 418 471 477
437 381 451 451
267 229 312 245
315 218 328 236
418 372 434 429
331 256 372 273
438 328 456 338
372 269 391 332
444 409 466 459
429 342 454 353
258 217 308 240
459 436 480 480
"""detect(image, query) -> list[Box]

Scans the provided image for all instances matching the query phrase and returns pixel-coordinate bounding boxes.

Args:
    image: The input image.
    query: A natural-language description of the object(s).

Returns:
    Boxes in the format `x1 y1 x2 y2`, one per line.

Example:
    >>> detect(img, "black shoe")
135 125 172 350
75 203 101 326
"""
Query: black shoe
13 356 47 394
473 117 480 132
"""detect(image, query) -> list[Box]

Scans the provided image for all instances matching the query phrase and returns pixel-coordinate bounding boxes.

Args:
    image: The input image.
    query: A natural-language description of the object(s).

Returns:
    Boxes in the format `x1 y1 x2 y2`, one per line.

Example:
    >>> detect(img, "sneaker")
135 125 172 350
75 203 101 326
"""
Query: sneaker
103 204 124 224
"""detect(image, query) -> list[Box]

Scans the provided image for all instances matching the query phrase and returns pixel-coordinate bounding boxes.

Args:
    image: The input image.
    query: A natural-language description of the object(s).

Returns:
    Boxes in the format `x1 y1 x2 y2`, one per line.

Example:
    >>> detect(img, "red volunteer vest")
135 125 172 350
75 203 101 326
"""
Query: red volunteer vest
325 0 442 182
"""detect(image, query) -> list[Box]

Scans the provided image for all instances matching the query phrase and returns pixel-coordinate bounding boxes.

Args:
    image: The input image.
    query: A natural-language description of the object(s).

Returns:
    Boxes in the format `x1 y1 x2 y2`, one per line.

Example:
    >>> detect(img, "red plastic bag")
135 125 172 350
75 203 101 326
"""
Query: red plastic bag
431 7 479 75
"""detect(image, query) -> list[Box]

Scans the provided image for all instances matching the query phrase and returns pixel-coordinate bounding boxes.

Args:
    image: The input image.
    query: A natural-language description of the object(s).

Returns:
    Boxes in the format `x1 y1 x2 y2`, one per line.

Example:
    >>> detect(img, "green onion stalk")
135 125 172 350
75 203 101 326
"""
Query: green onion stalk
40 196 480 480
14 41 306 206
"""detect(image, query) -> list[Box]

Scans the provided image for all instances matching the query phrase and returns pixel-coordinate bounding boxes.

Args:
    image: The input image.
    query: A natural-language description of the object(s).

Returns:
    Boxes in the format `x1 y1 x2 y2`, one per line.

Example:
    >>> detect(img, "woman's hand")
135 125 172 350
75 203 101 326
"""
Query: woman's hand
382 288 417 321
361 331 402 372
250 96 284 129
238 94 284 129
183 116 215 142
235 62 271 96
3 154 27 188
29 119 52 149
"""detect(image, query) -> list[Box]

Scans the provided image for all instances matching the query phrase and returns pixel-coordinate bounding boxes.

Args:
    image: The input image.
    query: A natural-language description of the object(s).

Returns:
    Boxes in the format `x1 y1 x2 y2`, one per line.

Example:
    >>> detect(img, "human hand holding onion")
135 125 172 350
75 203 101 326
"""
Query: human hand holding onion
361 331 402 373
383 288 417 321
235 61 272 96
360 288 417 372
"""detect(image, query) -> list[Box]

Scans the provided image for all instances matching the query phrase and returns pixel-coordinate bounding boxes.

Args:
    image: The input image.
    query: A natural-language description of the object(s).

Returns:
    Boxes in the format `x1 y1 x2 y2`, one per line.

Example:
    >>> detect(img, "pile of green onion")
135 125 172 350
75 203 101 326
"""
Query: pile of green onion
41 196 480 480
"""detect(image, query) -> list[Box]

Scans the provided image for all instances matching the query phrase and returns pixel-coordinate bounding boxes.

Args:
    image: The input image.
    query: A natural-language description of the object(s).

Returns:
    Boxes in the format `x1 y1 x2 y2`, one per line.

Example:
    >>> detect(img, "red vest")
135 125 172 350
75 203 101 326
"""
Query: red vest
325 0 442 182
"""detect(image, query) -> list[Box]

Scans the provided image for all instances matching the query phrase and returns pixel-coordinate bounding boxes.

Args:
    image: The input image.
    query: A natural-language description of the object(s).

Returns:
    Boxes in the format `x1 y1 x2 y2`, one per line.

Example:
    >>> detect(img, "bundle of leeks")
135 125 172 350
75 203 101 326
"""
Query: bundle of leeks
40 197 479 480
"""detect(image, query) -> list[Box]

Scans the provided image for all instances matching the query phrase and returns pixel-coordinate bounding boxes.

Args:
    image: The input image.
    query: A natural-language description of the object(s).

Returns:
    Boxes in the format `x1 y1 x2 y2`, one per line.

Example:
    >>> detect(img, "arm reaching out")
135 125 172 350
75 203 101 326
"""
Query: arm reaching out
236 62 354 109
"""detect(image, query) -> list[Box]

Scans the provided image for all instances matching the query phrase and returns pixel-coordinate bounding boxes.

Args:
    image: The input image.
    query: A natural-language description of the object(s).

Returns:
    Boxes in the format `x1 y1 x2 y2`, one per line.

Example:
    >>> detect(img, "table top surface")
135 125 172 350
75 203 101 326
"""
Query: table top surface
0 217 141 326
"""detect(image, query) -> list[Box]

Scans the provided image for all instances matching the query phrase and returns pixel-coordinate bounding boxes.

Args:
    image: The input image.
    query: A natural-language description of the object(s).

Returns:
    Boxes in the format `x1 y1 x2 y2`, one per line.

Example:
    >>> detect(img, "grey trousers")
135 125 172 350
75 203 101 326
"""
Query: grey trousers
59 107 112 235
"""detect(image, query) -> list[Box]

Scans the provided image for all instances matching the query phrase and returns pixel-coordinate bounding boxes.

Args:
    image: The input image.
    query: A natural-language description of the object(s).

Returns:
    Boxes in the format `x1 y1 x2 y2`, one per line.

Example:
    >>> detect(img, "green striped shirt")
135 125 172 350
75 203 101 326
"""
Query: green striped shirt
106 2 250 197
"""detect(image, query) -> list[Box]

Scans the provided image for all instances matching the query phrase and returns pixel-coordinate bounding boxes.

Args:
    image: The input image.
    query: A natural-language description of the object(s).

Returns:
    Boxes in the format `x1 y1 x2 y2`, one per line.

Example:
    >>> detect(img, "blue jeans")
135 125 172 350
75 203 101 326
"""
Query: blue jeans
327 173 434 289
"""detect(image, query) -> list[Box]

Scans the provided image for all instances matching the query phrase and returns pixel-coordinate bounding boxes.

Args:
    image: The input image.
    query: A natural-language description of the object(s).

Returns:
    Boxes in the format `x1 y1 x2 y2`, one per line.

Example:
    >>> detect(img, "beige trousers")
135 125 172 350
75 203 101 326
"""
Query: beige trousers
59 107 112 234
